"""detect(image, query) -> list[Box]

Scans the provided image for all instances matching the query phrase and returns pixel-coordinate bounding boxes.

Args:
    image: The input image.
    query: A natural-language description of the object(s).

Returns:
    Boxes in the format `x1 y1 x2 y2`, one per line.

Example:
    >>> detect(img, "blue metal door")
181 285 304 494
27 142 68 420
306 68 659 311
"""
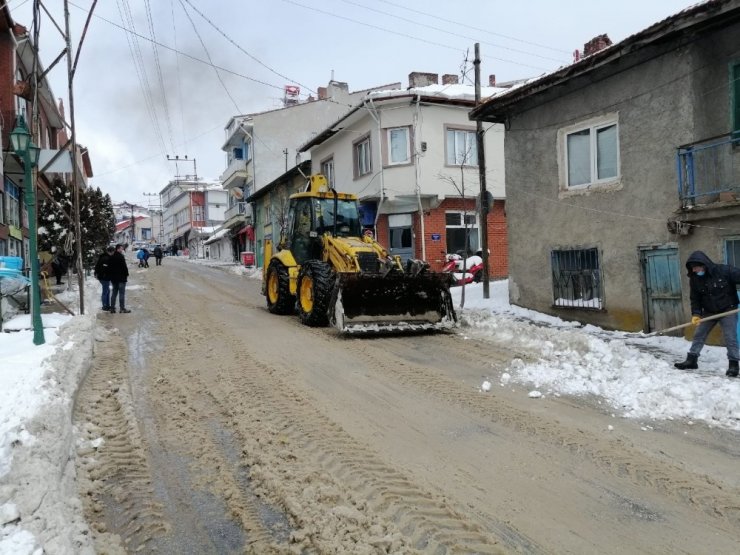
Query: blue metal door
640 247 683 333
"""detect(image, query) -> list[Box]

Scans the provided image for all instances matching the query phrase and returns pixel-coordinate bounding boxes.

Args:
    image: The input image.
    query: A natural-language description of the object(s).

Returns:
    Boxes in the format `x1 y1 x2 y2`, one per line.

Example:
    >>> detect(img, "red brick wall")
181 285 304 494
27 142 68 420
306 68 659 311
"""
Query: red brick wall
375 198 509 278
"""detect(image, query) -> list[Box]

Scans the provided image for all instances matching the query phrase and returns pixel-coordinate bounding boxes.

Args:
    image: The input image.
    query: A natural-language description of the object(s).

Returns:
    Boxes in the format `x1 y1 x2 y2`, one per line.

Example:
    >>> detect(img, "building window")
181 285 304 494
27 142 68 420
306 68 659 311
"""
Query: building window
0 192 5 224
564 117 619 188
321 157 335 189
6 181 20 228
551 247 603 309
387 127 410 165
0 238 6 256
445 211 478 256
192 204 204 222
354 135 372 177
446 128 477 166
725 238 740 268
731 61 740 137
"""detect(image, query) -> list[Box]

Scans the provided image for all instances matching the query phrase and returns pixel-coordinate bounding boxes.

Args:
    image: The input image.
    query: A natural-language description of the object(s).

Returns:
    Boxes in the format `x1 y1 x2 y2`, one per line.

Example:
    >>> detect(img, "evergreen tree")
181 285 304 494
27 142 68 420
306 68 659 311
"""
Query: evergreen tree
38 176 73 253
38 179 116 269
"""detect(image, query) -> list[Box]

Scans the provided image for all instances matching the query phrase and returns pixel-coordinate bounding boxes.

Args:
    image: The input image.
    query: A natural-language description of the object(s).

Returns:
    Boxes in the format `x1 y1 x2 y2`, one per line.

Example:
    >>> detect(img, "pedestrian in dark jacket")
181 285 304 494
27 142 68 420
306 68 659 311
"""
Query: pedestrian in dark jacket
108 243 131 313
674 250 740 377
153 245 163 266
94 246 115 310
50 246 68 285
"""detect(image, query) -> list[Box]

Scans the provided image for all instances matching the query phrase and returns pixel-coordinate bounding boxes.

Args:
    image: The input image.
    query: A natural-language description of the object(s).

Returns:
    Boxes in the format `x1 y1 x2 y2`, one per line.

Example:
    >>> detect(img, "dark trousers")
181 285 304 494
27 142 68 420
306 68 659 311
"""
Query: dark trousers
99 279 111 308
111 281 127 309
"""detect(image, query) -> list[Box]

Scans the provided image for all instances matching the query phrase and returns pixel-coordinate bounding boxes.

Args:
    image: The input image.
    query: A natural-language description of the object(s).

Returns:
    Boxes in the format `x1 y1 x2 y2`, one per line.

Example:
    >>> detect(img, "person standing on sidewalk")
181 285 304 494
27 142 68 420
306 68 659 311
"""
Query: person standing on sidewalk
153 245 163 266
94 245 114 311
108 244 131 313
674 250 740 377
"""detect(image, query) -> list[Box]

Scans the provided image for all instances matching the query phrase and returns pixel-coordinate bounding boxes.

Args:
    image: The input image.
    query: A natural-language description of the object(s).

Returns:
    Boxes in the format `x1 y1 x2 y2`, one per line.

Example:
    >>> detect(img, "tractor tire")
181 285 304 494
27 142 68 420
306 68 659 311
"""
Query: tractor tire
266 260 295 315
297 260 334 327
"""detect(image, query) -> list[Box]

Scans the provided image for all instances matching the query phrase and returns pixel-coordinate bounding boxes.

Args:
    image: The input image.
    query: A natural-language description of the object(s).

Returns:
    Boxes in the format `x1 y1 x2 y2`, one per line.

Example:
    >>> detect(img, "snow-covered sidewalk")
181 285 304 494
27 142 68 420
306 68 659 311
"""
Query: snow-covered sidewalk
1 270 738 553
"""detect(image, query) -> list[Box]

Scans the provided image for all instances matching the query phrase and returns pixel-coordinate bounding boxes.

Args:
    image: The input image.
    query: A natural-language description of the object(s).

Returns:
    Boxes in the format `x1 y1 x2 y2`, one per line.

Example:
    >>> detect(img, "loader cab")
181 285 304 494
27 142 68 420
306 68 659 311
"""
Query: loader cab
286 195 362 264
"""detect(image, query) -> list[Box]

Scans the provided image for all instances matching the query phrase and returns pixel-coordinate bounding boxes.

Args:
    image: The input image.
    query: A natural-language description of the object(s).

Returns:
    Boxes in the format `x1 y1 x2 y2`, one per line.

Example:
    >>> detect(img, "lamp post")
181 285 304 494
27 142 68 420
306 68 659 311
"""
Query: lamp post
10 115 44 345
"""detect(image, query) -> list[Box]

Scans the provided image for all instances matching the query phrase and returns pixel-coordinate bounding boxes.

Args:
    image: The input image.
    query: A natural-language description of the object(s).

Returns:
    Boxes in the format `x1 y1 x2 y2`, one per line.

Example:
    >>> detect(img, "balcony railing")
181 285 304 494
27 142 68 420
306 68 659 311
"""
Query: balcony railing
220 157 251 189
678 133 740 206
224 201 252 222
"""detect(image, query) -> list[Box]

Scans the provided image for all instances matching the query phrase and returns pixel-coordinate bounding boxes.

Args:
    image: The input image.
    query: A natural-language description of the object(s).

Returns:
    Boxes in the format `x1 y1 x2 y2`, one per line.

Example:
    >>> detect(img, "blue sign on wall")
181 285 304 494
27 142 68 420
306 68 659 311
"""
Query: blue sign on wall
431 233 441 241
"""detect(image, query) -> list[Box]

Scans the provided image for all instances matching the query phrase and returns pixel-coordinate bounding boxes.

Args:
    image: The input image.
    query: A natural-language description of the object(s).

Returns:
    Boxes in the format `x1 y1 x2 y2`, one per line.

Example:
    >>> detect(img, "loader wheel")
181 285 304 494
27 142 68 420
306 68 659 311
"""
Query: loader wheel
297 260 334 327
266 260 295 315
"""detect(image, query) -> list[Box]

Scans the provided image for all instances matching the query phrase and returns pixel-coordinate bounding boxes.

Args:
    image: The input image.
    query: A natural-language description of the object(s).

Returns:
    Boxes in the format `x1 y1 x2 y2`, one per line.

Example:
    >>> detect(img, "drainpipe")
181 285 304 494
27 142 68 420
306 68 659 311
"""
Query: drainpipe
413 93 427 261
367 99 385 234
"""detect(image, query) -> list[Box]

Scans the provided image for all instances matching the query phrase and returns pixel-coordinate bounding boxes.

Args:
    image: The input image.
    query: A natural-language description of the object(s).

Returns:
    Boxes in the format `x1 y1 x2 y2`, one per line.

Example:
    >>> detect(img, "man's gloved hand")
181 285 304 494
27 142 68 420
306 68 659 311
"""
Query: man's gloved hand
691 315 701 326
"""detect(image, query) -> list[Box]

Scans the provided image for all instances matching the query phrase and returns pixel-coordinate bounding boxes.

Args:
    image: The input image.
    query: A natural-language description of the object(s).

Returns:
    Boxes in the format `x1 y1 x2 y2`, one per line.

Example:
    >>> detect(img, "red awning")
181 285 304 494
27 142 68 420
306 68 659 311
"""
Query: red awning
237 225 255 241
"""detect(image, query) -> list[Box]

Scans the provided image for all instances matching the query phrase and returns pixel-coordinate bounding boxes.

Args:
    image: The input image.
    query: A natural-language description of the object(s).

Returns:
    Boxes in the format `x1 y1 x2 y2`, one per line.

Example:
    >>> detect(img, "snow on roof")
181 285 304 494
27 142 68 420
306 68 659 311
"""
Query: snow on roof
367 83 511 103
203 227 229 244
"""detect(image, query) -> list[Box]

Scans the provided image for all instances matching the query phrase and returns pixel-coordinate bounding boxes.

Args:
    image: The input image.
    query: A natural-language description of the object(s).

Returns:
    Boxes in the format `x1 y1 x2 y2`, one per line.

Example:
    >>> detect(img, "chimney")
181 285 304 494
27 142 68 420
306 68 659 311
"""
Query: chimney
317 86 328 100
408 72 439 88
442 74 458 85
583 34 612 57
488 74 497 87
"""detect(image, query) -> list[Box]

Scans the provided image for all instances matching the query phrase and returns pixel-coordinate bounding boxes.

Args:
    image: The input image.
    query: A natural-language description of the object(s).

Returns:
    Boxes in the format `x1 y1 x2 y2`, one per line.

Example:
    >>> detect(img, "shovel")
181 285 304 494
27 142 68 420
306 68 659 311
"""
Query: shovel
628 307 740 338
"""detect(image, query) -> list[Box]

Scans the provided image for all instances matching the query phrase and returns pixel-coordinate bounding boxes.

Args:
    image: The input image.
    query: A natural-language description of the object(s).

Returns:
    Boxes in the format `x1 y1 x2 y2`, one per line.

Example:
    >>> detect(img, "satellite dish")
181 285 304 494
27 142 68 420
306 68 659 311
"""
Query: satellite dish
231 188 244 200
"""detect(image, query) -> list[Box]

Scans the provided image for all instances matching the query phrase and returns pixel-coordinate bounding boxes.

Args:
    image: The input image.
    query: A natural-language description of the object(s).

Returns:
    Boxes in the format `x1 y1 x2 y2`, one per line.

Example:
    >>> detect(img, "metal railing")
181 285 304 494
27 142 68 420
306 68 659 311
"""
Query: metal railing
551 248 603 310
224 201 252 221
677 133 740 205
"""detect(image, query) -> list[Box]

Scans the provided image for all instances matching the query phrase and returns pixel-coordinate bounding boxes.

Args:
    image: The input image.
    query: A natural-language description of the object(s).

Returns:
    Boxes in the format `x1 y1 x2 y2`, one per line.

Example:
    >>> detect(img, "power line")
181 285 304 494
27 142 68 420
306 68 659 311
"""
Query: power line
177 0 241 113
377 0 572 55
181 0 317 96
280 0 551 72
341 0 568 65
67 0 287 92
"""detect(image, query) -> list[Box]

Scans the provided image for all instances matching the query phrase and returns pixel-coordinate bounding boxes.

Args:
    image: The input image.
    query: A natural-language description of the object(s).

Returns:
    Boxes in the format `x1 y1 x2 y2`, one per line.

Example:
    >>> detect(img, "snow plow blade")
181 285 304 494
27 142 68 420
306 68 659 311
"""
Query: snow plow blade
332 272 457 334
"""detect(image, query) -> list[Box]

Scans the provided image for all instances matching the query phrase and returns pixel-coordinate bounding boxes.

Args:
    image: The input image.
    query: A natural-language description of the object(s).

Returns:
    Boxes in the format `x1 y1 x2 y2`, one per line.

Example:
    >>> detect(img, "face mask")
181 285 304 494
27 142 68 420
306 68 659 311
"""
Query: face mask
696 271 705 277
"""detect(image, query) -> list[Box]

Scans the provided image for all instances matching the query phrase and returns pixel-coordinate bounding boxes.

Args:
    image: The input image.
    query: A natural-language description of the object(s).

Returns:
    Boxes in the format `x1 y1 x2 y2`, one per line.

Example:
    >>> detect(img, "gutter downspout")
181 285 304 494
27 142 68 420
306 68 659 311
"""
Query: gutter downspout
413 93 426 261
367 98 385 233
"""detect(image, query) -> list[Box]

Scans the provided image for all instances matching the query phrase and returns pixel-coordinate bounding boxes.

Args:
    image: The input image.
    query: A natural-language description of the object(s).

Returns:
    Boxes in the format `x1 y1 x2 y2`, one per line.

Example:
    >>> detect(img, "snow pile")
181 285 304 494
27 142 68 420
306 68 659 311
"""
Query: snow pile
454 282 740 429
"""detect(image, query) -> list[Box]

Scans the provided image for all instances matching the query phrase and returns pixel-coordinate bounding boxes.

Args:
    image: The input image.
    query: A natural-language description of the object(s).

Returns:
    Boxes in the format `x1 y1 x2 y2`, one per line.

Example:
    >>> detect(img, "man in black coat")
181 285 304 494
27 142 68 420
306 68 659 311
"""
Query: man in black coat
94 246 115 310
674 250 740 377
108 244 131 313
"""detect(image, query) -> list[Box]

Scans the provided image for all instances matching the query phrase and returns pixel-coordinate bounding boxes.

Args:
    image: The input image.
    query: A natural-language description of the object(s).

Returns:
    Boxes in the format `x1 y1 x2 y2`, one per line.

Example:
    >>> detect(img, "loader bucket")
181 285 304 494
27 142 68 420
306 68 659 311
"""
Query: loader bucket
332 272 457 334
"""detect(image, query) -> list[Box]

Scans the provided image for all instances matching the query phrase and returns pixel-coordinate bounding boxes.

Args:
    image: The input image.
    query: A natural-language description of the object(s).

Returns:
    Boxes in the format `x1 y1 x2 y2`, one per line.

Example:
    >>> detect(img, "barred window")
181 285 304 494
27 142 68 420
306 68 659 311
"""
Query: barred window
551 247 603 309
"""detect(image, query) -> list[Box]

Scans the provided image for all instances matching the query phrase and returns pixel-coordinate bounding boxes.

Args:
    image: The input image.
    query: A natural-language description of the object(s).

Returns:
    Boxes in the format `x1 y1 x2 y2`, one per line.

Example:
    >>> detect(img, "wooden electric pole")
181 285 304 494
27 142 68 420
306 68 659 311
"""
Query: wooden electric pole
474 43 490 298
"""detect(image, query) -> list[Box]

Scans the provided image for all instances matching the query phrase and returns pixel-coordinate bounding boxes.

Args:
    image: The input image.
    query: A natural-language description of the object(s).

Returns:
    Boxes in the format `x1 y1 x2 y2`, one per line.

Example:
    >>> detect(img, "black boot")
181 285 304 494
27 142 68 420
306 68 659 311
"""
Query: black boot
674 353 698 370
727 360 739 378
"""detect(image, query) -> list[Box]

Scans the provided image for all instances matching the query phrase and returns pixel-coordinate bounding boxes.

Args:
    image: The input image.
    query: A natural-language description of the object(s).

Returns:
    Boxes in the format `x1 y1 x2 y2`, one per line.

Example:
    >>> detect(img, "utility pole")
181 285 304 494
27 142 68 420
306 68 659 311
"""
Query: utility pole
167 154 197 181
143 192 164 243
474 43 490 298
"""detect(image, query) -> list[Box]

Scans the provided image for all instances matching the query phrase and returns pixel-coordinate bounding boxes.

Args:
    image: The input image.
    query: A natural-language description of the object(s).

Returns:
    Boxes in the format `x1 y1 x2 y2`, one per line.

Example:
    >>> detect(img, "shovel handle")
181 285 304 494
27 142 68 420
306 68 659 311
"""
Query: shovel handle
645 307 740 337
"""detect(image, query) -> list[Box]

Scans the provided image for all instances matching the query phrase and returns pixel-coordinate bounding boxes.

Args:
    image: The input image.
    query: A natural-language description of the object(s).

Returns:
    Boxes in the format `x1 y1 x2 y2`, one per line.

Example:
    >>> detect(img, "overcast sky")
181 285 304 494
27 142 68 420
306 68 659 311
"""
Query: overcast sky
9 0 695 206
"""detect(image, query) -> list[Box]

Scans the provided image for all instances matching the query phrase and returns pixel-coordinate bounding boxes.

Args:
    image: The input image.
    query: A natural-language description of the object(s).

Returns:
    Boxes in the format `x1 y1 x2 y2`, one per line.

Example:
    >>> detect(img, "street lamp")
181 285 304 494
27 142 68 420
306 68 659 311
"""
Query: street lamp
10 114 44 345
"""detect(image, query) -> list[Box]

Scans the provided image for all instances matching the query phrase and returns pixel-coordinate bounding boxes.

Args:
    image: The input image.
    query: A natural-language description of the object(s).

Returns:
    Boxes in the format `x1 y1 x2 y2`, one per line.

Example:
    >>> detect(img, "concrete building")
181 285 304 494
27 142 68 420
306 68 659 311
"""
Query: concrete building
470 0 740 336
160 178 227 258
298 72 510 276
218 79 400 264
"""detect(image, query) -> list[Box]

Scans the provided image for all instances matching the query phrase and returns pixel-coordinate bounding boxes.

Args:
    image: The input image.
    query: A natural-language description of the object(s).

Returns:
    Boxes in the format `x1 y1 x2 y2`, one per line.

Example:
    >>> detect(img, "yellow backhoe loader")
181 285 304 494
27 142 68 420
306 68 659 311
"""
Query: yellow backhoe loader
261 174 457 333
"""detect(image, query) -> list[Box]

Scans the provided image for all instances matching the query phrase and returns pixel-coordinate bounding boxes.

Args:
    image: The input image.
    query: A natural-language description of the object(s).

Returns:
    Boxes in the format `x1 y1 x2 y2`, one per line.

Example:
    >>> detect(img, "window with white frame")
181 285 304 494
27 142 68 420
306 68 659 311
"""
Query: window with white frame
321 157 335 189
6 181 20 228
446 128 478 166
387 127 410 165
551 247 603 309
354 135 372 177
564 118 619 188
445 211 479 256
15 69 25 117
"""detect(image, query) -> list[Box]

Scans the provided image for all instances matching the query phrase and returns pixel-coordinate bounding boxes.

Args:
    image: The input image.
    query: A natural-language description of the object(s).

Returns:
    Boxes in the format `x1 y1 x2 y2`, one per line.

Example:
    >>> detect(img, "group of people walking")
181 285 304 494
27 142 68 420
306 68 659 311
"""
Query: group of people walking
94 244 130 313
136 245 163 268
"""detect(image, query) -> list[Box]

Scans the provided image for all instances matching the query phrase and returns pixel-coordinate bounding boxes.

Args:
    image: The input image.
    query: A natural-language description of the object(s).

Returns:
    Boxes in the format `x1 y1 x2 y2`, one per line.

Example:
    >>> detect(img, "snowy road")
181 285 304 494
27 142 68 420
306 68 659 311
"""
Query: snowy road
73 258 740 553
